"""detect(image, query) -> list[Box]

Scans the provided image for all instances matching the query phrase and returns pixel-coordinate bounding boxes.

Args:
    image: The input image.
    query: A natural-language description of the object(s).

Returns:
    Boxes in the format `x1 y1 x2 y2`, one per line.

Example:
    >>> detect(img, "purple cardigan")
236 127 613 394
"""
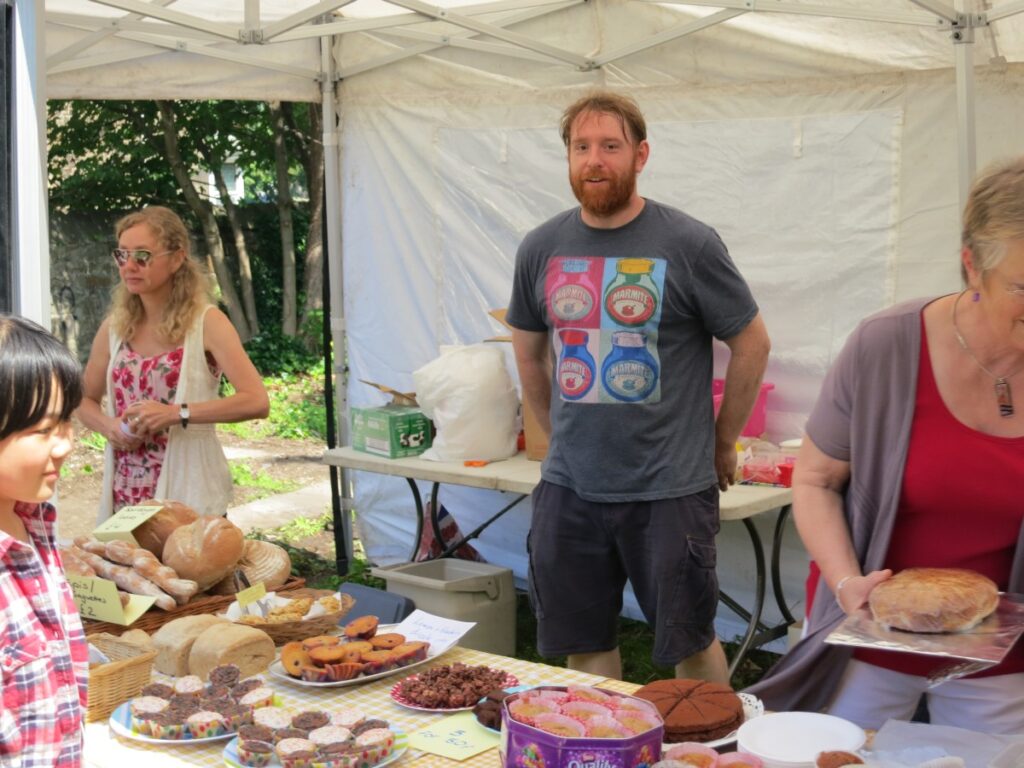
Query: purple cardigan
746 296 1024 712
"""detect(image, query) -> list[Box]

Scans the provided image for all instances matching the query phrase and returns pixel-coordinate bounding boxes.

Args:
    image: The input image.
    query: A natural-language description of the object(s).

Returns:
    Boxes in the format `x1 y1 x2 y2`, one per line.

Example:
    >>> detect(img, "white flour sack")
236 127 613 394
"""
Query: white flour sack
413 344 519 461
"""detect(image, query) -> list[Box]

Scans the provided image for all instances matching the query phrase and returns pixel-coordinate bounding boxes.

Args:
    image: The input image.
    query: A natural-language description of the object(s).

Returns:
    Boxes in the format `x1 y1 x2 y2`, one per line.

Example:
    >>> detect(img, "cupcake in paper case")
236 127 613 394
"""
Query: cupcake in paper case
237 739 275 768
566 685 613 705
209 662 242 688
223 703 254 730
275 728 311 744
352 728 395 765
173 674 205 697
129 696 169 734
239 686 275 710
308 725 353 749
330 707 364 730
528 689 569 706
292 711 331 731
529 713 586 738
350 719 389 736
239 724 276 743
148 711 186 740
186 710 227 739
253 706 293 731
140 682 174 699
560 701 614 723
664 742 720 768
509 697 560 724
612 708 661 735
584 716 631 739
231 678 267 699
616 696 659 715
276 737 319 768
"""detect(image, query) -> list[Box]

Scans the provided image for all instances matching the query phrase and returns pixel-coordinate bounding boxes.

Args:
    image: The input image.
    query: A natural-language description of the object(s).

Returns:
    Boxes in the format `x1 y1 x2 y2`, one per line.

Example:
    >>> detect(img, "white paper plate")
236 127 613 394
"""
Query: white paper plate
108 702 237 745
222 729 408 768
661 692 764 750
737 711 865 765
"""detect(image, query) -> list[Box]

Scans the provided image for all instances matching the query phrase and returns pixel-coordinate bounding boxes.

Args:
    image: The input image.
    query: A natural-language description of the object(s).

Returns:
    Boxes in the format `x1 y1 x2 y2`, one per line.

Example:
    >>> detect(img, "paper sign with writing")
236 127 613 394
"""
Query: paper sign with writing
236 582 267 608
68 575 155 625
392 609 476 655
408 712 497 760
92 505 160 544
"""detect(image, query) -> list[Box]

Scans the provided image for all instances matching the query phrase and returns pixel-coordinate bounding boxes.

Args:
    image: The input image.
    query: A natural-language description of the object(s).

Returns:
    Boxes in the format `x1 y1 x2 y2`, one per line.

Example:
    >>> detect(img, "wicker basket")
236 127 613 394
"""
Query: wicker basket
82 575 307 637
86 635 157 723
229 589 356 645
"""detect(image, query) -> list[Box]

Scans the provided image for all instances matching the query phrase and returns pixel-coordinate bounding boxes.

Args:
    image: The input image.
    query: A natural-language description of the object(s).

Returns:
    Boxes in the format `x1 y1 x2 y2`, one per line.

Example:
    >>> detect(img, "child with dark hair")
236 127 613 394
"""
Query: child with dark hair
0 315 88 767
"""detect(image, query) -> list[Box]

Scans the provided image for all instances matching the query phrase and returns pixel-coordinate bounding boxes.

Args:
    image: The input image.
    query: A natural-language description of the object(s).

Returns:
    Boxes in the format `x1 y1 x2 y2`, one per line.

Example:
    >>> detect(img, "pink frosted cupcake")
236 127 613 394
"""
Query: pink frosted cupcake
509 697 559 724
237 739 275 767
129 696 169 734
613 708 661 735
584 716 631 739
718 754 763 767
276 737 318 768
187 710 227 739
664 742 720 768
531 713 587 737
561 701 614 723
566 686 613 705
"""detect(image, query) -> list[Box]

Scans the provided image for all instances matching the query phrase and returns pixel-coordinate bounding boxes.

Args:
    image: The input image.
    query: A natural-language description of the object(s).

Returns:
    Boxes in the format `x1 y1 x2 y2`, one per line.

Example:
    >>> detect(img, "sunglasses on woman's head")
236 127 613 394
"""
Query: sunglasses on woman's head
111 248 174 267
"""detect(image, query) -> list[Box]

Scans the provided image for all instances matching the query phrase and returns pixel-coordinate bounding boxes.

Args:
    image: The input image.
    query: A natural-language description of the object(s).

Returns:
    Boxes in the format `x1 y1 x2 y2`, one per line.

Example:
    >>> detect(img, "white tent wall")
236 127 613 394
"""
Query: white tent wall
339 57 1024 639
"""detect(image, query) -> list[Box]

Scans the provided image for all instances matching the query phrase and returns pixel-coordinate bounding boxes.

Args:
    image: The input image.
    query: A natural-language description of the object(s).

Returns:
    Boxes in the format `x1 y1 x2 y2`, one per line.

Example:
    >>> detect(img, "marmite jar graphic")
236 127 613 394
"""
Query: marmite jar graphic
602 331 658 402
603 258 659 327
557 329 596 400
550 258 597 324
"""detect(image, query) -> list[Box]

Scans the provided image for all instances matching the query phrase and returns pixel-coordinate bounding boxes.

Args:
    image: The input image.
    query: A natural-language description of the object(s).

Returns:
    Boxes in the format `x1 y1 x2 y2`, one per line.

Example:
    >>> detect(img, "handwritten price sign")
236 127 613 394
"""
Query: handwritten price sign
408 712 497 760
68 575 155 625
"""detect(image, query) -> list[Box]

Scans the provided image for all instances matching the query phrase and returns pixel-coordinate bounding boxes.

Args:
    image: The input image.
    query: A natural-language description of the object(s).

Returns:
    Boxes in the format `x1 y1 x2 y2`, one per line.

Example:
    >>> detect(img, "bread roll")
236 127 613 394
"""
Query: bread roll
162 517 245 592
869 567 999 633
188 624 275 680
151 614 229 676
209 540 293 595
133 499 198 559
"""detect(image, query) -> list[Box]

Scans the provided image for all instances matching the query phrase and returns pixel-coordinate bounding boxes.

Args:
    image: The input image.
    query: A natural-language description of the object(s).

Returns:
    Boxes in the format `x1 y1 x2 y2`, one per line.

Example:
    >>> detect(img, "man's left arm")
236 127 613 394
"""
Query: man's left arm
714 312 771 490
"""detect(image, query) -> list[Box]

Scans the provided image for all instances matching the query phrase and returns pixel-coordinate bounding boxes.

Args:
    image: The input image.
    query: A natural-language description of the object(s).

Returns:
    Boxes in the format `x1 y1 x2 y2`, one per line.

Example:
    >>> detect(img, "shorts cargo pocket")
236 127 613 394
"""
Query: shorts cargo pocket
665 536 719 628
525 528 546 619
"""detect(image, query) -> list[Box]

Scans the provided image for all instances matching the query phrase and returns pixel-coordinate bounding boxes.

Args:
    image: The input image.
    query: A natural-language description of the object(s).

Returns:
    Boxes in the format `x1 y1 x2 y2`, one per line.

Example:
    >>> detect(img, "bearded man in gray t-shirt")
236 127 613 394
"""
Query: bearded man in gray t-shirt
506 91 770 683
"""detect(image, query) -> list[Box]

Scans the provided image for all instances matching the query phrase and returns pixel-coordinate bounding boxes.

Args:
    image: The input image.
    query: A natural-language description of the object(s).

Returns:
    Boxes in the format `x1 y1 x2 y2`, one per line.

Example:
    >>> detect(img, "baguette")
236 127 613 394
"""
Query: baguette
103 538 139 566
60 546 97 578
76 549 177 611
131 550 199 604
74 536 108 557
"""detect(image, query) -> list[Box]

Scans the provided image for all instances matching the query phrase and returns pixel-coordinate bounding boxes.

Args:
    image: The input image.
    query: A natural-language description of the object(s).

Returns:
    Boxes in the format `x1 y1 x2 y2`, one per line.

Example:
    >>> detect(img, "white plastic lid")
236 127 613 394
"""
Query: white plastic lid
779 438 803 450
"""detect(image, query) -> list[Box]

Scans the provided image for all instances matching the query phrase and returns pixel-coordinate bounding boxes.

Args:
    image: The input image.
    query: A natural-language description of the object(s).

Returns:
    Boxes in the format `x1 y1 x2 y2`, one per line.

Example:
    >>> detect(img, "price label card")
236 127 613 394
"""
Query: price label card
236 582 266 608
408 712 497 761
92 505 161 544
392 610 476 655
68 576 155 625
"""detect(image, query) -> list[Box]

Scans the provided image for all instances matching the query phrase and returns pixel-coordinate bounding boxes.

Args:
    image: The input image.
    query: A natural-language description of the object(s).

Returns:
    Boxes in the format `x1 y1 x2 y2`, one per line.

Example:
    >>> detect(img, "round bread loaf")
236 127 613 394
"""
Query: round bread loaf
133 499 198 559
209 540 293 595
632 678 742 742
162 517 245 592
868 567 999 633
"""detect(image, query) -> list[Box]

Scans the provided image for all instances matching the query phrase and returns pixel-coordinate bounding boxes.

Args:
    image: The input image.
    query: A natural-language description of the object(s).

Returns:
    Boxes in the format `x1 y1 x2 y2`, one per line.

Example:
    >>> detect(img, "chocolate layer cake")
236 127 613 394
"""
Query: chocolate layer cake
632 679 742 742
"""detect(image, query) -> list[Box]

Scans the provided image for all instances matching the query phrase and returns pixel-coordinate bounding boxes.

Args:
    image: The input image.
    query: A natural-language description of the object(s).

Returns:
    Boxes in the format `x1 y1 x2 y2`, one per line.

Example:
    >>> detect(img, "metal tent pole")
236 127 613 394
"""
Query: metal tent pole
952 2 978 214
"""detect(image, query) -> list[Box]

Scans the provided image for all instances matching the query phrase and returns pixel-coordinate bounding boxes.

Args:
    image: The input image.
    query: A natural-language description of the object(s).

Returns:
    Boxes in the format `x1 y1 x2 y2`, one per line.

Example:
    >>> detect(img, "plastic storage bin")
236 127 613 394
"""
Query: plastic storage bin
713 379 774 436
371 559 516 656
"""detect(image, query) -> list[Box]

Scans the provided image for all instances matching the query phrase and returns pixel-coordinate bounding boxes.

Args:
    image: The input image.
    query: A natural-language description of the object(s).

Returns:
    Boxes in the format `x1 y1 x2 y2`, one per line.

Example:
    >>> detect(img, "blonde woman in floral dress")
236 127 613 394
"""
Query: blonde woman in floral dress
78 206 269 521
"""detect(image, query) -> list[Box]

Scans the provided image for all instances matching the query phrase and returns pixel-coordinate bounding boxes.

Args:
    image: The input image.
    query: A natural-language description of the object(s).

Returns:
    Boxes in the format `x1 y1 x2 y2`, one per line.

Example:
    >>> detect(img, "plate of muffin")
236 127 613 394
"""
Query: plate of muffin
108 664 275 744
631 678 763 748
221 707 407 768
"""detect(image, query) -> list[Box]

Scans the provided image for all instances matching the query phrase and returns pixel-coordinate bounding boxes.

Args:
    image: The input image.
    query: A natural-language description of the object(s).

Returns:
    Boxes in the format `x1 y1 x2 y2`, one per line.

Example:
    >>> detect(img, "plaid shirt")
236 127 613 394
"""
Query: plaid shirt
0 502 88 768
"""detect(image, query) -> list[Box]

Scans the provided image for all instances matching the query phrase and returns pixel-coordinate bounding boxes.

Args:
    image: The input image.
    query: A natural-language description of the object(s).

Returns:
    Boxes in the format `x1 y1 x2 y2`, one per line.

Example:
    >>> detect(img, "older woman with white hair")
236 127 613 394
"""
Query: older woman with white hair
77 206 269 520
748 158 1024 733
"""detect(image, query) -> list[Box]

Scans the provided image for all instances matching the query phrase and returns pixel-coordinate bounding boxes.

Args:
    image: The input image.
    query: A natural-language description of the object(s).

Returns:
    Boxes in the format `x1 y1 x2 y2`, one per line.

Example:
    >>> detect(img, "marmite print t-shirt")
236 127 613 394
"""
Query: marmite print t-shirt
507 200 758 502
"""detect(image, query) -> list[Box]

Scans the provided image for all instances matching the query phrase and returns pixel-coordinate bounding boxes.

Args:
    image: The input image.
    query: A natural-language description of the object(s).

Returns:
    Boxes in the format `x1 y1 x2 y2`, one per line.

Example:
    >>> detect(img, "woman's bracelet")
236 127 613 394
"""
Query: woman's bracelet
835 574 856 610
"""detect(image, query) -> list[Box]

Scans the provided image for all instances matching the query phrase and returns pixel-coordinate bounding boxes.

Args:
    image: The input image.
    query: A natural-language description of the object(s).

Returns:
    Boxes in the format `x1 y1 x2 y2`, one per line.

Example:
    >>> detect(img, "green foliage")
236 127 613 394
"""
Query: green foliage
229 461 300 497
221 370 328 442
78 431 107 452
244 326 321 376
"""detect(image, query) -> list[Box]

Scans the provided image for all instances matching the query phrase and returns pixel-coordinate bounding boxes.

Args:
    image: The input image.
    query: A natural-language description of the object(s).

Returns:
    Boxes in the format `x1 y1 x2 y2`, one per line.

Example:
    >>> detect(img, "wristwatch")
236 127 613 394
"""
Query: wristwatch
179 403 190 430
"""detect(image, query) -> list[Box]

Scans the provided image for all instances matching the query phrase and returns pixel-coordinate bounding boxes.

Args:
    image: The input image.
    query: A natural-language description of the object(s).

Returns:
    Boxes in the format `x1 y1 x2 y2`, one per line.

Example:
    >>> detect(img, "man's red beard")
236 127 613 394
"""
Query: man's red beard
570 166 637 219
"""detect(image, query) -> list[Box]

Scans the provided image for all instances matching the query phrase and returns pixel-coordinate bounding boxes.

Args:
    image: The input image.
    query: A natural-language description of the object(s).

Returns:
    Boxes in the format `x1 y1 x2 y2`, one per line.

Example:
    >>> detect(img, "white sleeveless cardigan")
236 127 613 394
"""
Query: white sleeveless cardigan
96 306 233 522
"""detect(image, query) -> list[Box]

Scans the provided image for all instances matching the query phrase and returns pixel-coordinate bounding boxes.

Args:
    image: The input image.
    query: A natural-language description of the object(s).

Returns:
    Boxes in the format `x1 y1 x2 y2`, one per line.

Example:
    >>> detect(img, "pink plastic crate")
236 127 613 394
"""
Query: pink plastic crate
712 379 774 437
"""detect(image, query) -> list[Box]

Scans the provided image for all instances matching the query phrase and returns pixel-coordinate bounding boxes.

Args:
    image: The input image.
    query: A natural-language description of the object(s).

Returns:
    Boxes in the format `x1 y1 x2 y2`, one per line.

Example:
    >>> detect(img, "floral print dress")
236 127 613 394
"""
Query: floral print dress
109 344 218 510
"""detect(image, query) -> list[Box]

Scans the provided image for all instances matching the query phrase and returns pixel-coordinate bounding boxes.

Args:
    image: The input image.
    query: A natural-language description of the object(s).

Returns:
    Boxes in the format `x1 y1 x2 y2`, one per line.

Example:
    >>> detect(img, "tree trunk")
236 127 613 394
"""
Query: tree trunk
300 102 325 338
156 100 252 341
203 149 260 336
269 101 297 337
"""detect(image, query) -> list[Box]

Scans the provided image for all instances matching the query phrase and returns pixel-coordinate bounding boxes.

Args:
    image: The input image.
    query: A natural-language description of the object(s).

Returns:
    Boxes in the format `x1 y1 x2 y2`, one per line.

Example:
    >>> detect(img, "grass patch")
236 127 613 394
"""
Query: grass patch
221 372 327 442
229 461 301 497
78 431 107 451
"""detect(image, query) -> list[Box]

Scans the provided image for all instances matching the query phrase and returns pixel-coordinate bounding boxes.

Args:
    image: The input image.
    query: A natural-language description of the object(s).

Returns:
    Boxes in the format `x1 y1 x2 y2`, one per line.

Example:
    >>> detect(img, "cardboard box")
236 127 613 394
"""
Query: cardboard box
351 381 432 458
487 309 548 461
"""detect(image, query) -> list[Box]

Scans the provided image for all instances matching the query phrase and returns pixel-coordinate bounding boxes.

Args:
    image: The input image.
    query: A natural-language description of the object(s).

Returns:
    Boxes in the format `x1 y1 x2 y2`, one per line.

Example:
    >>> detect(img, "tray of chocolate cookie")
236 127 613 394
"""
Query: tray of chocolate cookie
268 614 438 688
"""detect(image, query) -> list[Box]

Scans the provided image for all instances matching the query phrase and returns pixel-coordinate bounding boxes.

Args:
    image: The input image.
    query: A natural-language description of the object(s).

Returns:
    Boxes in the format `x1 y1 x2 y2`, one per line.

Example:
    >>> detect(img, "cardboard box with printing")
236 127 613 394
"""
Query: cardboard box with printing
351 381 432 459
